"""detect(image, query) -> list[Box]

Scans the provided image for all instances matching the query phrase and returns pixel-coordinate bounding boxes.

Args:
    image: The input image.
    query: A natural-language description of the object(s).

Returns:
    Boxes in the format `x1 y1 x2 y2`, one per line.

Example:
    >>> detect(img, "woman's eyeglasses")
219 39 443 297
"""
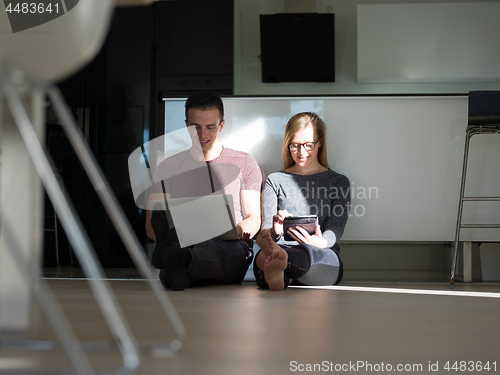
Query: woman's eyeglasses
288 139 319 152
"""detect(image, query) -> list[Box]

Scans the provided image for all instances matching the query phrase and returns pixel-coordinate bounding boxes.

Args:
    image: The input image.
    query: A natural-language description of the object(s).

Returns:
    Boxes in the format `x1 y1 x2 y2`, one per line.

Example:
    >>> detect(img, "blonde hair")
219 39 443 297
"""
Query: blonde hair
281 112 329 170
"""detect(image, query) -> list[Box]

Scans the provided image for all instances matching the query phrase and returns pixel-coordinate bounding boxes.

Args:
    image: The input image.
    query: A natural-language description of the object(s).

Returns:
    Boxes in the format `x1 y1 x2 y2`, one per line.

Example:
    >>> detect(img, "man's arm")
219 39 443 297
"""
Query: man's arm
146 192 170 241
237 190 261 239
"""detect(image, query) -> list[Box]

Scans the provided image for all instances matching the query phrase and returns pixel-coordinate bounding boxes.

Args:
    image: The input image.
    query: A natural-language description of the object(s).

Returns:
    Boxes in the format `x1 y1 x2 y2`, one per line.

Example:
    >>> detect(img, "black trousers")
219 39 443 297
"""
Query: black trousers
185 238 253 286
151 209 253 288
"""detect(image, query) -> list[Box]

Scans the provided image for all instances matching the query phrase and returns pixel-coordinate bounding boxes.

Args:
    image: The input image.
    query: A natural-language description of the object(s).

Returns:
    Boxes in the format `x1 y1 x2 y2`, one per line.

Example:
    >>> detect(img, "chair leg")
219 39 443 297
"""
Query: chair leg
69 243 74 266
451 131 473 288
54 209 59 268
54 172 74 267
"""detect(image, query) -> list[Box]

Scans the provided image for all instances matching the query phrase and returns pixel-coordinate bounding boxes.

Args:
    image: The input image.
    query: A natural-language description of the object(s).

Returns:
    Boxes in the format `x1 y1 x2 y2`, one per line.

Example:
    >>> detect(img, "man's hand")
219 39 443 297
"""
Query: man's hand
237 224 251 240
238 190 261 239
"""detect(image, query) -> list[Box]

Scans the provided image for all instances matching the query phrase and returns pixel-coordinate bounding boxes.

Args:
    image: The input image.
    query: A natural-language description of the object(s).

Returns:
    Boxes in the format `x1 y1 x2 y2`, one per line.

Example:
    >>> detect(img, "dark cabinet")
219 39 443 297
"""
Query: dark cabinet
47 1 234 267
155 0 234 96
48 6 155 267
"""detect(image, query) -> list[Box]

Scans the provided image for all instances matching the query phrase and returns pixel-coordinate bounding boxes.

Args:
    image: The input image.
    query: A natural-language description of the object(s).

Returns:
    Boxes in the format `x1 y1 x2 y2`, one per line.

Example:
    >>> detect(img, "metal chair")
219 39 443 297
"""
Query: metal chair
450 91 500 288
1 1 185 373
44 170 74 267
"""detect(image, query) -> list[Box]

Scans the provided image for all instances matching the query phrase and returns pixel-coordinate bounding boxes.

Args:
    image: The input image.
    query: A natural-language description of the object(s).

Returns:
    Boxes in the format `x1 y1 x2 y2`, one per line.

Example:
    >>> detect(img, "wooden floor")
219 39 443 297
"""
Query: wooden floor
1 277 500 374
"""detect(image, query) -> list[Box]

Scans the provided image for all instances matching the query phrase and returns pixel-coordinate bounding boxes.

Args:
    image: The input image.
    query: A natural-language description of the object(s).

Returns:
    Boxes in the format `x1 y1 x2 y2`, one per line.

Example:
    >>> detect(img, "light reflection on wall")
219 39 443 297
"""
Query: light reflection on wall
163 97 326 176
143 96 500 242
222 117 266 153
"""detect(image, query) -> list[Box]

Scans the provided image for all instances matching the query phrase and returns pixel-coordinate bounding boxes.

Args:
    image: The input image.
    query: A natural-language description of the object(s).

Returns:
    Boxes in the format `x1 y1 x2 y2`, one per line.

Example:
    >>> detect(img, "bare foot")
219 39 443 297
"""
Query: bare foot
256 229 275 257
263 249 288 291
256 229 278 270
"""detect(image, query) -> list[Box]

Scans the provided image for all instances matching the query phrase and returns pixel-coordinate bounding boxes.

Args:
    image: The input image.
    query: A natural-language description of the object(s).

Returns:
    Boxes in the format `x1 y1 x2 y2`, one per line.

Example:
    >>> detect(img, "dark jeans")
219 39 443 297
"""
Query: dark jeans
151 209 253 289
185 238 254 286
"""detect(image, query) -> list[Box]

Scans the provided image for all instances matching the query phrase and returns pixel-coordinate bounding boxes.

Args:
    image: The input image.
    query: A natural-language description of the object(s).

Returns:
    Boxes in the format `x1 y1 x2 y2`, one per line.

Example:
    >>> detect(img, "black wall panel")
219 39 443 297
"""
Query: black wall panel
49 1 234 267
155 0 233 76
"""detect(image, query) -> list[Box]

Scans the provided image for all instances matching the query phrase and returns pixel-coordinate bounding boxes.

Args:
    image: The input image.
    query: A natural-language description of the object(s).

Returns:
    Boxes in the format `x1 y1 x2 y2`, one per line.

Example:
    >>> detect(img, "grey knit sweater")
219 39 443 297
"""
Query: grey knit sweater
262 169 351 251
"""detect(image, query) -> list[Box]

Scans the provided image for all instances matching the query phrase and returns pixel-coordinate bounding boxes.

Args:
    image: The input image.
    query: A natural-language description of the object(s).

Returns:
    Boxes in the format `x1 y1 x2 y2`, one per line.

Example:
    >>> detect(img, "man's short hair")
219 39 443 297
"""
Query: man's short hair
185 91 224 123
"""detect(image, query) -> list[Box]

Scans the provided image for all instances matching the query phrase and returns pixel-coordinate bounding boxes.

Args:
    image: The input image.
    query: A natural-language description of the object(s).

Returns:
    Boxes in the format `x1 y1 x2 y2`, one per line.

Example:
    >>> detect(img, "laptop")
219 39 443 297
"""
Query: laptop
148 194 238 247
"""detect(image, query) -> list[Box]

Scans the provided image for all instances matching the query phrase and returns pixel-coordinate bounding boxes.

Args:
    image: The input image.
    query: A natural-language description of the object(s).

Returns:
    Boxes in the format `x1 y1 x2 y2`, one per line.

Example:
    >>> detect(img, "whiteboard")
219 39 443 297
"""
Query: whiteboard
162 96 500 242
357 3 500 83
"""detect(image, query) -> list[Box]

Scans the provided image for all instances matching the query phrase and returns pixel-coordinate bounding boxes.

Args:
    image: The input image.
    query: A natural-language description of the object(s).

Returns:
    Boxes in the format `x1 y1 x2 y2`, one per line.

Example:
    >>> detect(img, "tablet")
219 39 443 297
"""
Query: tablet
283 215 318 241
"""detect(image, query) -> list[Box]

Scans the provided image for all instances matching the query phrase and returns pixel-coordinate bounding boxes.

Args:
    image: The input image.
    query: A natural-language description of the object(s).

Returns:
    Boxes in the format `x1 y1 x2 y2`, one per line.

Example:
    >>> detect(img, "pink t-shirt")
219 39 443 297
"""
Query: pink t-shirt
151 147 262 224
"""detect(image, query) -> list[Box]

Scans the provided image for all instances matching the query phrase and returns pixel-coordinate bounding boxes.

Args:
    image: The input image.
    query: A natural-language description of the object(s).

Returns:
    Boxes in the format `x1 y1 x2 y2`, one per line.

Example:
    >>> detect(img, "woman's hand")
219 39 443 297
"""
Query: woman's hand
271 209 289 237
287 225 328 248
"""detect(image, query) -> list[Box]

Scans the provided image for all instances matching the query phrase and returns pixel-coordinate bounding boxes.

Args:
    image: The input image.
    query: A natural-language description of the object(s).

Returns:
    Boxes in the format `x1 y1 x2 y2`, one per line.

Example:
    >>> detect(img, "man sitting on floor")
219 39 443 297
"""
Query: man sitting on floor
146 91 262 290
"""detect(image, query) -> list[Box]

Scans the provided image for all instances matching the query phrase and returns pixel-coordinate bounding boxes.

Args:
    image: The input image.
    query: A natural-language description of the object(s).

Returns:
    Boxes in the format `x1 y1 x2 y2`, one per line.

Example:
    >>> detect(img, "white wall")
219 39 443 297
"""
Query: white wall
234 0 500 95
155 1 500 264
358 3 500 83
162 95 500 242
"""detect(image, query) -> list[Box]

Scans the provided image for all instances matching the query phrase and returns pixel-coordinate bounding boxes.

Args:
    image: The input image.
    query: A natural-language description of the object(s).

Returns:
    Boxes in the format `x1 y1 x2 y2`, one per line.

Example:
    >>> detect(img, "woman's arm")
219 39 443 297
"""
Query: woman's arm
262 177 287 241
319 174 351 248
286 173 351 248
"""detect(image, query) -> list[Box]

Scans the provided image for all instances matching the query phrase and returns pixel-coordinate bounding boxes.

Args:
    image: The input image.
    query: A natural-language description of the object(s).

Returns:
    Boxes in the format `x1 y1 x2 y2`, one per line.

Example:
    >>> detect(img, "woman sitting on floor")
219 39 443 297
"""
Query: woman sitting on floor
254 112 351 291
